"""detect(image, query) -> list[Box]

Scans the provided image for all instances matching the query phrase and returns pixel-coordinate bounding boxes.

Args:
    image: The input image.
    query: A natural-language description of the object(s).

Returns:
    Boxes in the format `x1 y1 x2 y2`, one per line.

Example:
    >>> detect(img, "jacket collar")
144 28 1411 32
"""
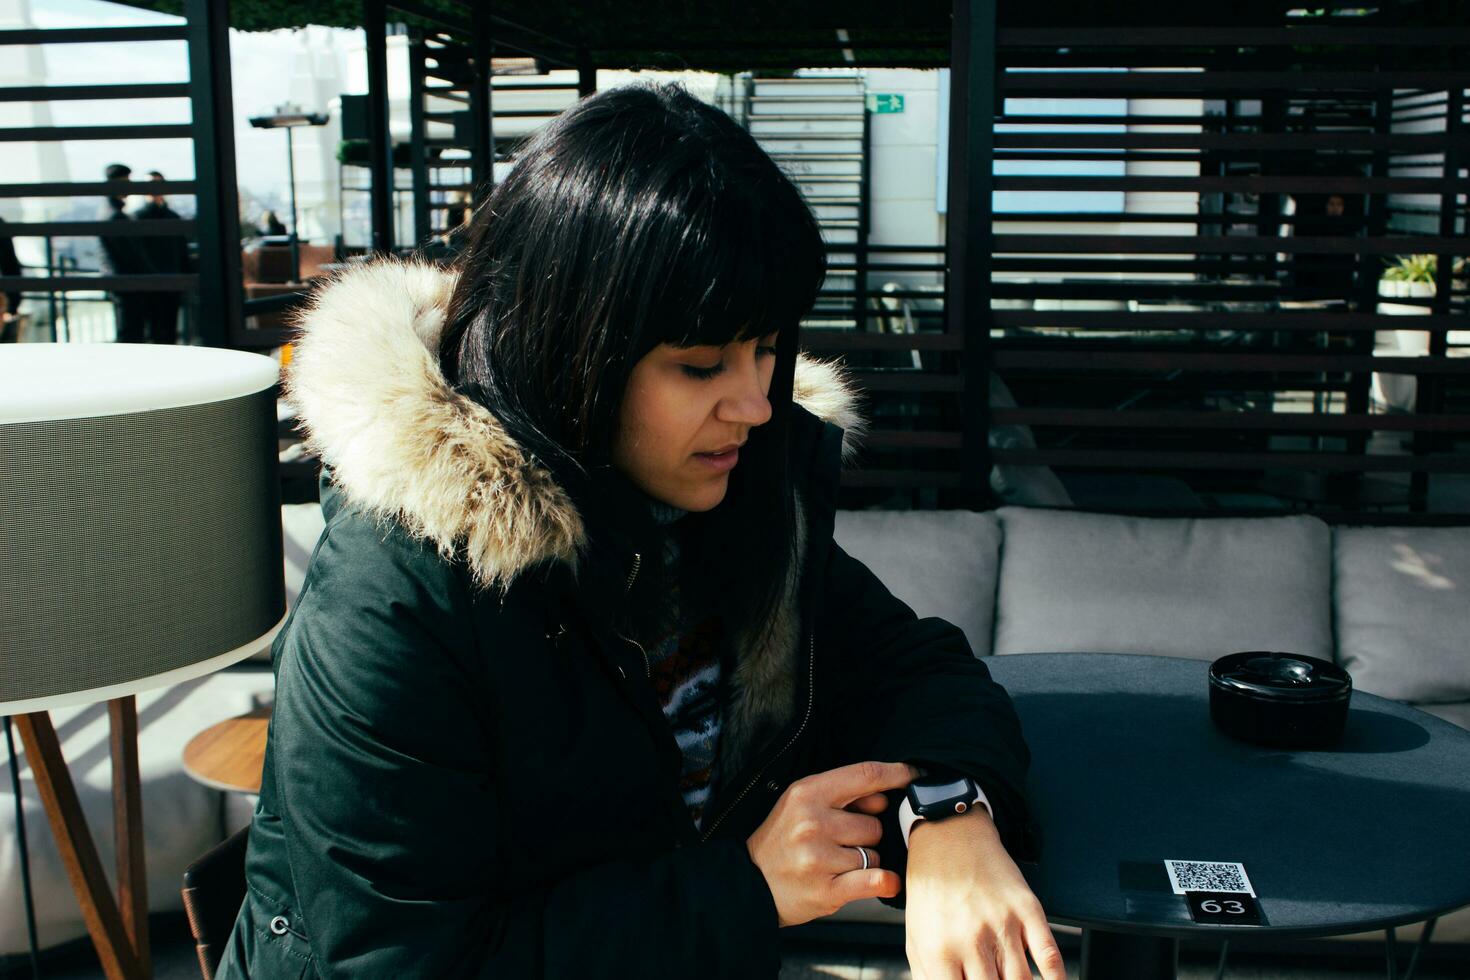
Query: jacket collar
285 257 867 595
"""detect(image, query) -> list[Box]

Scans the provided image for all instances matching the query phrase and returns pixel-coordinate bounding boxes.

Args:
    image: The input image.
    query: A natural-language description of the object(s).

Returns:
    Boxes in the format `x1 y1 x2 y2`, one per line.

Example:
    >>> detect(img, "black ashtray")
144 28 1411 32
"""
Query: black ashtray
1209 651 1353 749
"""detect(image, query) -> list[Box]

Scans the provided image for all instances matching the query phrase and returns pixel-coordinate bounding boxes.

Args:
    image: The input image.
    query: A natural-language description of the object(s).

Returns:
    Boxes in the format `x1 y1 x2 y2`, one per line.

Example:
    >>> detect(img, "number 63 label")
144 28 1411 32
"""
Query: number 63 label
1185 891 1263 925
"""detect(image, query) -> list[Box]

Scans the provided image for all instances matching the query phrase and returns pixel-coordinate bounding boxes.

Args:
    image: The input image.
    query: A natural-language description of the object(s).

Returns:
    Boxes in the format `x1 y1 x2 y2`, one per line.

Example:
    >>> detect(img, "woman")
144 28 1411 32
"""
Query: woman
218 82 1061 979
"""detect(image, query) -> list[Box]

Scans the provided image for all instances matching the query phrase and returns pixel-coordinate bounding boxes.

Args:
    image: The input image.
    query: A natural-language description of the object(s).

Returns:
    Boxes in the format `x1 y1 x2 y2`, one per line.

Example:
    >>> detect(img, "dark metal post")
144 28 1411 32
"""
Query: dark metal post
364 0 393 254
286 126 300 279
946 0 998 510
1258 94 1284 285
408 30 430 247
469 3 495 201
44 237 59 341
1358 90 1395 480
578 46 596 98
186 0 244 348
1416 86 1464 506
854 103 871 333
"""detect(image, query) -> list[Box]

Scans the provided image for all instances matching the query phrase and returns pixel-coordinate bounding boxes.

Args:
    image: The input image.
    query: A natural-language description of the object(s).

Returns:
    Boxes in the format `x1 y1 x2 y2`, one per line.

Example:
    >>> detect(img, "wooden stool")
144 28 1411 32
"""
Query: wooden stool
183 707 271 795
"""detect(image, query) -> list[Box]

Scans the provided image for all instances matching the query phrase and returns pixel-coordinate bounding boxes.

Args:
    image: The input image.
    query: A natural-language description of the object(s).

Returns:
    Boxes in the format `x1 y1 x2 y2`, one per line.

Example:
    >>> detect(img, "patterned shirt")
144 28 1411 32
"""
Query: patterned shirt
644 498 724 830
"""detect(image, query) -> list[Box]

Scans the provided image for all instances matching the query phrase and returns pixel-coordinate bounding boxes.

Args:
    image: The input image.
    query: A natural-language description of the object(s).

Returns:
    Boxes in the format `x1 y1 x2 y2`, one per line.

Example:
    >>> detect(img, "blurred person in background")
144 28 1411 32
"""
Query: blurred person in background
131 170 190 345
98 162 156 343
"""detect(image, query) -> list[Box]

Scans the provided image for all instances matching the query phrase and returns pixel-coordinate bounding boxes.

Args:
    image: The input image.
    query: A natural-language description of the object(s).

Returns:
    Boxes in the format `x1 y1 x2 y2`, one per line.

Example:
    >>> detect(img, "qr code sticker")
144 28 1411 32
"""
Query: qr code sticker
1165 860 1255 897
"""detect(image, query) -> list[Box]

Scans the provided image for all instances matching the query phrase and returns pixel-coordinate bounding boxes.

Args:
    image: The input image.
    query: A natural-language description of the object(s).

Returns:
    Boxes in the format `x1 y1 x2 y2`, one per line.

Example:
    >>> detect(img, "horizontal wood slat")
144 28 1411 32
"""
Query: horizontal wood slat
999 71 1470 94
839 470 964 489
803 333 962 352
0 180 197 197
992 176 1470 194
993 132 1470 152
0 26 187 44
0 275 198 293
990 312 1468 333
0 83 190 101
996 28 1470 47
3 220 197 237
993 449 1470 474
991 409 1470 433
0 124 194 141
993 351 1470 374
991 235 1470 255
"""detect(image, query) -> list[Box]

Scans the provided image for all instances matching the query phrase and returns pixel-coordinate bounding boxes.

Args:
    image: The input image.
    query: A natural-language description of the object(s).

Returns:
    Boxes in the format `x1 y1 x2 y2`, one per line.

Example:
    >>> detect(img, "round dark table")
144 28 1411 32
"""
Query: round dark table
985 653 1470 980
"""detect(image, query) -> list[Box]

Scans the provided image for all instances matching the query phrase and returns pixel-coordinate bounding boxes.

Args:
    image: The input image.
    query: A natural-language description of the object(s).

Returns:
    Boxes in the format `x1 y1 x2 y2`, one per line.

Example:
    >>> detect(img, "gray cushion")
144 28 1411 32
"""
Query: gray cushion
833 510 1001 658
993 507 1333 662
1334 526 1470 703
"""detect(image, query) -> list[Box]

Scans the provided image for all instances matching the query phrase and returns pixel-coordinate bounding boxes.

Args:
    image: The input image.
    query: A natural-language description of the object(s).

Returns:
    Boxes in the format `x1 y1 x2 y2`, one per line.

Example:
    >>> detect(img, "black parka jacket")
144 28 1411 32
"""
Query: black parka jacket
216 260 1038 979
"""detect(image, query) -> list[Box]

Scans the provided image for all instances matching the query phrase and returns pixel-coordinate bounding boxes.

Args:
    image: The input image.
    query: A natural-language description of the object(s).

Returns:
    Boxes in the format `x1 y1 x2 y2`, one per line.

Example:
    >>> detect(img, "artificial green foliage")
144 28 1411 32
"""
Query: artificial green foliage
1382 254 1470 285
1382 254 1438 284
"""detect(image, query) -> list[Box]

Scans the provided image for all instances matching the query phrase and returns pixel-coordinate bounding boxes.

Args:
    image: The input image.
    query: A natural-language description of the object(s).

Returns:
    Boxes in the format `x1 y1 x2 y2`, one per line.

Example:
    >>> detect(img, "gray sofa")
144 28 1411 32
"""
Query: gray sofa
830 506 1470 945
4 504 1466 956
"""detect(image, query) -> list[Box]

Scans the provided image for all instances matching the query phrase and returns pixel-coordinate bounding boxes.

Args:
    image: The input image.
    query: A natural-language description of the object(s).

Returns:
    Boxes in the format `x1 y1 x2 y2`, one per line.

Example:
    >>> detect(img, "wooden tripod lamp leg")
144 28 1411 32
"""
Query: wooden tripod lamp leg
16 707 146 980
110 697 151 970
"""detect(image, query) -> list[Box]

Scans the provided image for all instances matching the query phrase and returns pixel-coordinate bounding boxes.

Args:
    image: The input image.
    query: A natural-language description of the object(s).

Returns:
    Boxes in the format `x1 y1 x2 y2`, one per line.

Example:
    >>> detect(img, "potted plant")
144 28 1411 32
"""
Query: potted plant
1374 255 1437 411
1379 253 1438 300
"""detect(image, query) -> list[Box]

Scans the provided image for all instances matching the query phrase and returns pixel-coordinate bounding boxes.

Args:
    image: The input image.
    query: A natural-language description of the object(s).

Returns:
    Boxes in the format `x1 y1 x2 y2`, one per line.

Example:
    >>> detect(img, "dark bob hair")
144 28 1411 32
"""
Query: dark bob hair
437 81 828 648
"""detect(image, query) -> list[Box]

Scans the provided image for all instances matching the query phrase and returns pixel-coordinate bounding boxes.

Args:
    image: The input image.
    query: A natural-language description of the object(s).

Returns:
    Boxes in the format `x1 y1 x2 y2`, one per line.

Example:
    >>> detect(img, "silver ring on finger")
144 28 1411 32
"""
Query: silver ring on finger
849 845 869 871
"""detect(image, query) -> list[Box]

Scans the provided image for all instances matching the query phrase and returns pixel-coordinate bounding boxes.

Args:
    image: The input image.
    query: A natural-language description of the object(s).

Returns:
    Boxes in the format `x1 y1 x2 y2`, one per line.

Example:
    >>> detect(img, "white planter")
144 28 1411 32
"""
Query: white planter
1373 280 1436 411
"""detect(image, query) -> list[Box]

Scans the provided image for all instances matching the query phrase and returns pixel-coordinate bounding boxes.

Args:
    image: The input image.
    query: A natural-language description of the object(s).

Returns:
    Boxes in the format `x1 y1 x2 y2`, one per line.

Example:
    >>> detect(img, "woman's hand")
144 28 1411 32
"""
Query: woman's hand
746 761 919 927
904 808 1065 980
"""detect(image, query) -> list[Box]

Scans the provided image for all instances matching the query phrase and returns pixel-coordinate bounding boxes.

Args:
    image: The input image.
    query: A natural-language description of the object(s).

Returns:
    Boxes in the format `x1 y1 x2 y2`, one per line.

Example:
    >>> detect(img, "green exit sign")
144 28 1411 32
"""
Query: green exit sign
866 93 905 114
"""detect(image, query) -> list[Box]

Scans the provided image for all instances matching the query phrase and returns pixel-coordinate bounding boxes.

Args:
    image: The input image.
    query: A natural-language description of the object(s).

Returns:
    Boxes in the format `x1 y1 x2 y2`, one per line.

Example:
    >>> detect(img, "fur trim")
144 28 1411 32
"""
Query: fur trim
284 259 584 594
793 355 867 465
286 257 866 592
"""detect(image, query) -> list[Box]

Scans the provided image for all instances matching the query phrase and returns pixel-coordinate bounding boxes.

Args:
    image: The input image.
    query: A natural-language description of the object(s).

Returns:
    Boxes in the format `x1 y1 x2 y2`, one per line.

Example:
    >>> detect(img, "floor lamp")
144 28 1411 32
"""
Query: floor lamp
0 343 287 979
249 104 330 282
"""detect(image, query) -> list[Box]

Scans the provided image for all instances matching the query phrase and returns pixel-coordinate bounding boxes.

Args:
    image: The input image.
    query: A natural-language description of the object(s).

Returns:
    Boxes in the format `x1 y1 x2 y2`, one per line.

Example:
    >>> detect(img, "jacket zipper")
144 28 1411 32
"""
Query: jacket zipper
700 631 816 842
617 553 650 678
627 634 651 678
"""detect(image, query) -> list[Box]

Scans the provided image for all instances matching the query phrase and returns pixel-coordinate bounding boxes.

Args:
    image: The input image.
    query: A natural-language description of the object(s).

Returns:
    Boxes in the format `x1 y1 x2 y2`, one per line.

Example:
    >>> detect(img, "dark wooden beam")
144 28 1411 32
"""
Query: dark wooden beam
187 0 243 348
2 220 197 237
0 26 185 44
946 0 997 509
0 125 193 142
994 449 1470 474
0 83 190 101
0 180 195 197
364 0 394 254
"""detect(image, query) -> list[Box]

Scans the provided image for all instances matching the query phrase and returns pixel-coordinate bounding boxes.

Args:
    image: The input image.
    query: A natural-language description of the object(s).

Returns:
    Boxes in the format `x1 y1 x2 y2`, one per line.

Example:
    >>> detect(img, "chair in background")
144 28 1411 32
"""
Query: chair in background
180 827 249 980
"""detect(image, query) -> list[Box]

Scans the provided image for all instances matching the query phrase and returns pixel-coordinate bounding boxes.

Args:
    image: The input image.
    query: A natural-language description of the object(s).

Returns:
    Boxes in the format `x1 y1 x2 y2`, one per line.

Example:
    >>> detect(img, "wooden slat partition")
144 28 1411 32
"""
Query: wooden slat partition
806 7 1469 516
3 18 242 345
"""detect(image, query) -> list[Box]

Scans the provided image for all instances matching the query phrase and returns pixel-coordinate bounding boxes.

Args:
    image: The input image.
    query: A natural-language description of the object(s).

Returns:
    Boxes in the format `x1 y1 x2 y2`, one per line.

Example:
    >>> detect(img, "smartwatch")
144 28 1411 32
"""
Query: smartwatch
900 773 990 846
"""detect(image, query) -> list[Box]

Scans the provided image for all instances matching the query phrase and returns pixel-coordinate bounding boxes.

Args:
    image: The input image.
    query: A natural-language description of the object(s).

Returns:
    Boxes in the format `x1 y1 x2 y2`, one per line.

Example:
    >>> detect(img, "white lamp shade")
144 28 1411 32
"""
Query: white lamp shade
1 344 288 713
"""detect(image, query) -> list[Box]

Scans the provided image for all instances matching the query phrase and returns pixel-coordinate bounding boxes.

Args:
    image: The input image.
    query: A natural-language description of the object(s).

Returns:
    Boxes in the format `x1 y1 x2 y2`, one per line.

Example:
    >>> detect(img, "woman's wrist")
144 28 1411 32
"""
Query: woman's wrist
907 804 999 850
